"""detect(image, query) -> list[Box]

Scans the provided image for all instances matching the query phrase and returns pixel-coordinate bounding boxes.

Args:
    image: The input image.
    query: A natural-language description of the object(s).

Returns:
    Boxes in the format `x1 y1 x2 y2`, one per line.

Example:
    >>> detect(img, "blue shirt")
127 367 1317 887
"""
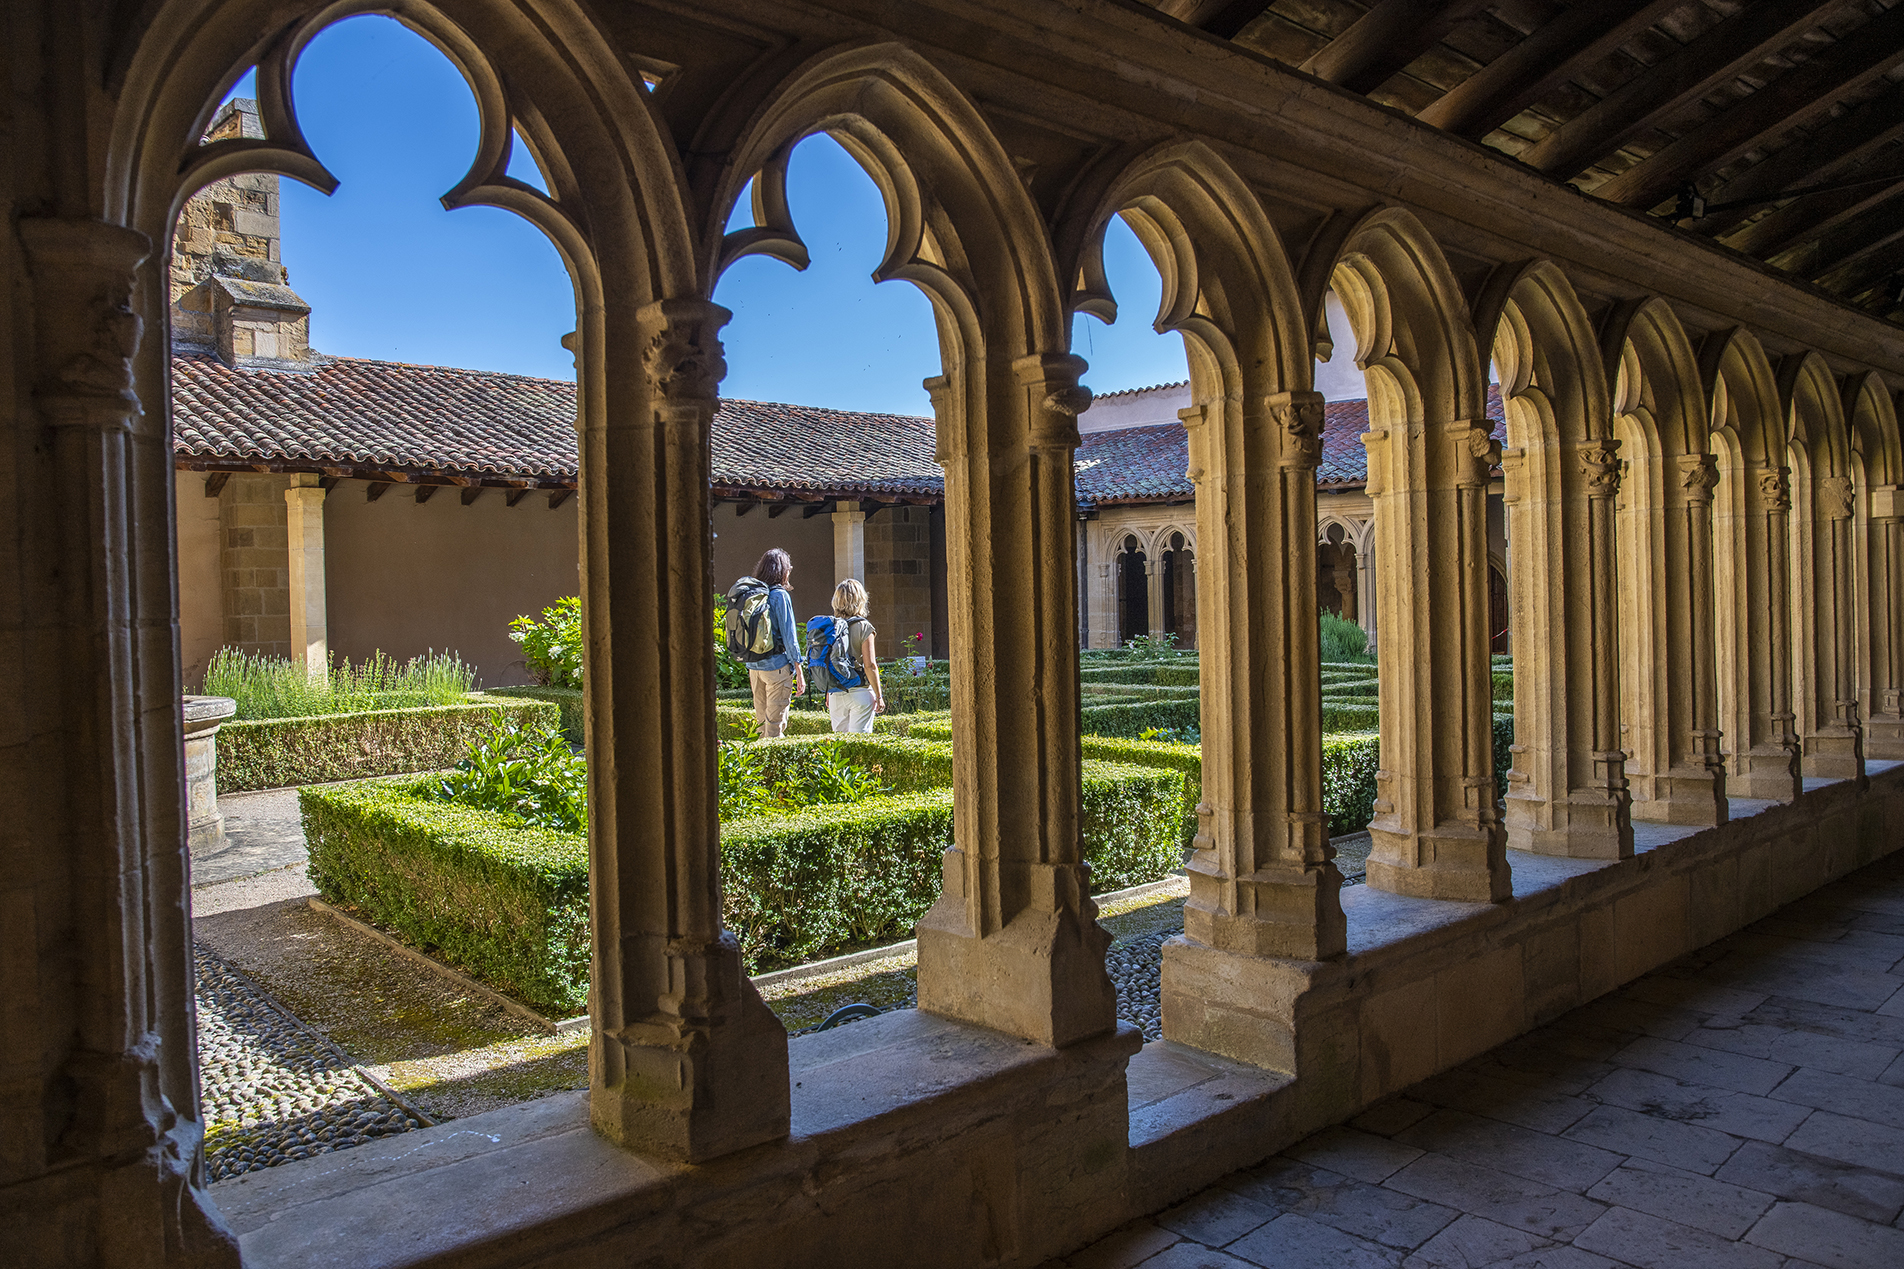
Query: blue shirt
751 586 803 672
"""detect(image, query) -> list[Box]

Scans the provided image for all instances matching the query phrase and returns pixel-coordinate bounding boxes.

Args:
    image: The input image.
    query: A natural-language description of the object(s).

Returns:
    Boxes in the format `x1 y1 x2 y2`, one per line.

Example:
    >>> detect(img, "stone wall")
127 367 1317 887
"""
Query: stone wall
216 472 292 657
864 505 935 653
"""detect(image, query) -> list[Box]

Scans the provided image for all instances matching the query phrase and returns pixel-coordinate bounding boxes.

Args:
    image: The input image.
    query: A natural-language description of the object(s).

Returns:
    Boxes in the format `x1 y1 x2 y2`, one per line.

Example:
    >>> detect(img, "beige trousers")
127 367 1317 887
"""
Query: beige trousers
749 664 797 738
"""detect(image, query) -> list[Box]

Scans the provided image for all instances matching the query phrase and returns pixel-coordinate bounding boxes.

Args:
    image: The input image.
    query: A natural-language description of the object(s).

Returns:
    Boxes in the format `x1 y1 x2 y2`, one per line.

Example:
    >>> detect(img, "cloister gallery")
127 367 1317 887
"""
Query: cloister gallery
8 1 1904 1266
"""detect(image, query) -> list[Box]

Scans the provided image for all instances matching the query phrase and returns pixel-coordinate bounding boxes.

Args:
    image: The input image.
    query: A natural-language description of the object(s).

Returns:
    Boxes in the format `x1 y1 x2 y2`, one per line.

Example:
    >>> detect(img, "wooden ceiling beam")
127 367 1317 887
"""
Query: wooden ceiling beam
202 471 229 498
1782 189 1904 279
460 487 483 506
1190 0 1270 41
1813 230 1904 299
1299 0 1493 96
1522 0 1842 180
1417 0 1680 139
1726 147 1904 259
414 485 437 505
1594 3 1904 210
365 482 391 502
548 489 572 510
1697 88 1904 235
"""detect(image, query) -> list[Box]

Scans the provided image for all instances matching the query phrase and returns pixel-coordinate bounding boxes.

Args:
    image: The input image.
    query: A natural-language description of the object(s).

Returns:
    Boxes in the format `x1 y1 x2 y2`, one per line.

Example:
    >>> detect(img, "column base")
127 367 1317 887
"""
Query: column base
1365 820 1510 902
1804 729 1865 781
1183 854 1346 960
1160 934 1322 1074
590 937 790 1163
1731 746 1803 801
1504 792 1634 859
1630 764 1729 826
916 888 1116 1048
1866 716 1904 760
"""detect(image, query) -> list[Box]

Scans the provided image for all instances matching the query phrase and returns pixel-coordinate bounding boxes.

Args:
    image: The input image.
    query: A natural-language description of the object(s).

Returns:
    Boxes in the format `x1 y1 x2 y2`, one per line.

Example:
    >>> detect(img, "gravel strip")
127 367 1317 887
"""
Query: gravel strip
195 943 422 1182
1108 930 1169 1041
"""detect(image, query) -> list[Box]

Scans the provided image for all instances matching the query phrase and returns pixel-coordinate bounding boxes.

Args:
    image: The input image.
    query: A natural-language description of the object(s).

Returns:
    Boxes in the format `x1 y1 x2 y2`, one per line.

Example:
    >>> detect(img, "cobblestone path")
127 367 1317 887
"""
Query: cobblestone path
1055 850 1904 1269
195 944 425 1181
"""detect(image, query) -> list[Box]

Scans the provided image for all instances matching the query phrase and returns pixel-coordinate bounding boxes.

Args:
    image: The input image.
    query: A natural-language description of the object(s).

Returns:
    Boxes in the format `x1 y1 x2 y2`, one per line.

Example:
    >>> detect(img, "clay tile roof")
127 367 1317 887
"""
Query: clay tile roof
709 397 941 497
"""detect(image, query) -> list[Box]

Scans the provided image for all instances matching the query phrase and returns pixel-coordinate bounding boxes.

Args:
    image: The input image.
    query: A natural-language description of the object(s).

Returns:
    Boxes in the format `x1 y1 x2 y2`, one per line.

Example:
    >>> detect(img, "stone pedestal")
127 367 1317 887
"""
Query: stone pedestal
183 695 236 855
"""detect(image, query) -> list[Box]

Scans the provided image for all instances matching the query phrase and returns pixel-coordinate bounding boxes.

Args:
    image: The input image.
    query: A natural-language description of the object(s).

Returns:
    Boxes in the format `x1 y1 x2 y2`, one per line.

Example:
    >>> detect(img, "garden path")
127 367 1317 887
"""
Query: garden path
1051 850 1904 1269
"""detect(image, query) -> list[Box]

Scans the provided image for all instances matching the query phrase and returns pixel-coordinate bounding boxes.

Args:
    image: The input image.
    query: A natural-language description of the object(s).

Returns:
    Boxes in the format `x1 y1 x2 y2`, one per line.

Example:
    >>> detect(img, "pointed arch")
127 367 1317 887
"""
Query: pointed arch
708 42 1109 1046
1601 298 1726 826
1702 327 1801 800
1327 207 1506 902
1474 260 1629 860
1843 374 1904 757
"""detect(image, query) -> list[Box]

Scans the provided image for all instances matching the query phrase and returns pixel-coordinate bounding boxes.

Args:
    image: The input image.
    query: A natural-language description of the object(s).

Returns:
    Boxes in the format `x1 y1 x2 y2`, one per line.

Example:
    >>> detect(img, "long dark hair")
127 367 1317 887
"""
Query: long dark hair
754 547 792 589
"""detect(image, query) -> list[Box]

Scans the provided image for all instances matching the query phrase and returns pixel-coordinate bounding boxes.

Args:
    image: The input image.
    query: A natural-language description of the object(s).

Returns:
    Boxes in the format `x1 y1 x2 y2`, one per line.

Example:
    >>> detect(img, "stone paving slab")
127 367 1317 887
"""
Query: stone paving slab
1050 850 1904 1269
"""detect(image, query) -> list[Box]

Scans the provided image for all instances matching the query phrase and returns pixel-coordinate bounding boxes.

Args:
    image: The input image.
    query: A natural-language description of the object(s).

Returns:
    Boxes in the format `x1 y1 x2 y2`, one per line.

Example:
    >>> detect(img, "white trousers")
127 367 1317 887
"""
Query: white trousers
827 687 876 733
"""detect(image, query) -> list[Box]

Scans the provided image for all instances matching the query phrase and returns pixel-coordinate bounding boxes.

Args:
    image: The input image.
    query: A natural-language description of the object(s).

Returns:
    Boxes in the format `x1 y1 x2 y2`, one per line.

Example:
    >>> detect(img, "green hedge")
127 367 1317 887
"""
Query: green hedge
1320 702 1379 733
881 677 951 714
300 780 589 1014
1321 733 1381 837
1078 663 1200 687
755 734 954 793
715 703 951 740
1079 736 1201 848
1078 697 1201 738
1494 713 1514 801
486 685 584 743
1492 670 1515 702
217 695 562 792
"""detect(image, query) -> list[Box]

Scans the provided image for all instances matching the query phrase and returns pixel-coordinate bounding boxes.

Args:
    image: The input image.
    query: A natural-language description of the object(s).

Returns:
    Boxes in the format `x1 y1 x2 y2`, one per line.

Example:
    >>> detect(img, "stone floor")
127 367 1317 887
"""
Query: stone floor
1054 849 1904 1269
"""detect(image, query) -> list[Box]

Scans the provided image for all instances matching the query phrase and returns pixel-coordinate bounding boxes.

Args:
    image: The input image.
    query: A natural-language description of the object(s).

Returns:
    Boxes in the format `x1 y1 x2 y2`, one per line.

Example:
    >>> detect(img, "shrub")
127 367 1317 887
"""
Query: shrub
216 696 561 792
1079 697 1201 738
1321 733 1381 836
204 647 475 720
486 685 583 742
1494 712 1515 802
433 719 587 833
1077 663 1200 687
712 593 752 690
1081 762 1186 890
1320 702 1379 732
1319 612 1374 664
1492 669 1514 702
300 780 590 1015
881 676 951 714
509 596 582 688
1079 735 1201 848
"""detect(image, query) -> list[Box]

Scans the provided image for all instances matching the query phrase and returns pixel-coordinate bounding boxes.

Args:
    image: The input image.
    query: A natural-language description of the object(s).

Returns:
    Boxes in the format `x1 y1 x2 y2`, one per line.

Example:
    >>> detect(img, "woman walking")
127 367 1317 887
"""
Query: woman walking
746 548 804 738
826 579 884 733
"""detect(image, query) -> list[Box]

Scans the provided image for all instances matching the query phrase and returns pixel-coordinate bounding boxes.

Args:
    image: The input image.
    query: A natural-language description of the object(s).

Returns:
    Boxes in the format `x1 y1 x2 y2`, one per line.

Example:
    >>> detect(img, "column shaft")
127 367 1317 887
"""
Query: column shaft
1803 477 1864 779
832 500 866 584
914 353 1115 1047
284 478 327 679
1871 499 1904 757
1364 419 1510 902
585 299 789 1161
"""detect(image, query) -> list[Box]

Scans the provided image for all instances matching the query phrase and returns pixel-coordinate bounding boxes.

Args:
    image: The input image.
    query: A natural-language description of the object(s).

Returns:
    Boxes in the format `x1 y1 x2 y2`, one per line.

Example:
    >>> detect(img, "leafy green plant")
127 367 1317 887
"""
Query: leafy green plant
215 698 560 793
1124 631 1181 656
713 593 752 690
204 647 475 720
434 718 587 833
509 596 583 689
1319 611 1374 664
1139 724 1200 744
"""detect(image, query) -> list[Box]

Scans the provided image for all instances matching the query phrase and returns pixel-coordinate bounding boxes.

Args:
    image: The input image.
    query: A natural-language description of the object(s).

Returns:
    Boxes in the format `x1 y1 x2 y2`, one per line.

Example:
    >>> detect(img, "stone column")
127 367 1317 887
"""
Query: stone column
915 354 1116 1048
1364 418 1510 901
284 475 327 679
1731 465 1804 800
1806 475 1865 781
1664 455 1728 823
1145 552 1165 642
1357 519 1377 641
1869 488 1904 757
584 299 789 1161
832 499 865 585
14 217 240 1262
1164 390 1345 1061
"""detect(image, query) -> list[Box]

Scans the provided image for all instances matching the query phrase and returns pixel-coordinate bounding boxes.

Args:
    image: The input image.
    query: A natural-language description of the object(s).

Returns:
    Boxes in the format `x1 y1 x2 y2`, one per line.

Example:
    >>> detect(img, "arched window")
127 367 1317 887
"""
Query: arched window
1116 534 1149 645
1161 530 1196 648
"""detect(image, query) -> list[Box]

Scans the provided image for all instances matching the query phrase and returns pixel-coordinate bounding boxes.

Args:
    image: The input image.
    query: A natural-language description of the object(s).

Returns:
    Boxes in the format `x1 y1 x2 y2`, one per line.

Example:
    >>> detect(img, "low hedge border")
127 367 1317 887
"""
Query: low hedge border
486 685 583 743
300 779 590 1014
1079 697 1201 738
1077 663 1200 687
714 704 951 740
218 695 562 793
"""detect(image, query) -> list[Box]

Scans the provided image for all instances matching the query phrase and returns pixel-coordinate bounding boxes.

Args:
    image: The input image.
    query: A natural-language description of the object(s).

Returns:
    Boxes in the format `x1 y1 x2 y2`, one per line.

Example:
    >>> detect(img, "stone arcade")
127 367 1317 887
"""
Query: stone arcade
7 2 1904 1266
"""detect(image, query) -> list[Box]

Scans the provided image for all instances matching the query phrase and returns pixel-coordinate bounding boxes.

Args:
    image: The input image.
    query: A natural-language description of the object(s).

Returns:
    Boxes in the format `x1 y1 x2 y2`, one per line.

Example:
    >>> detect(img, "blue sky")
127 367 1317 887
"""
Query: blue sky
225 15 1191 415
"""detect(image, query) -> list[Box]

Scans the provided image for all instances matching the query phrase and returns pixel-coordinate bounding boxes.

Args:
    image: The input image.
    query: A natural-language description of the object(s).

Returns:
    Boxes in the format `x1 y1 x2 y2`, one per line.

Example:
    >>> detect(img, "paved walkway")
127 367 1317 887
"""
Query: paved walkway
1057 849 1904 1269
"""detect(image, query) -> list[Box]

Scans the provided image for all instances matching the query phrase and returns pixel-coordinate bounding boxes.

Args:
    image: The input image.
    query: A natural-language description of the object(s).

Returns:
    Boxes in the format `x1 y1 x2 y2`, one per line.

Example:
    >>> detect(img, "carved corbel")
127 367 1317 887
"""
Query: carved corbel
18 219 152 433
1017 352 1089 452
1818 474 1855 521
1268 389 1325 470
1756 465 1792 513
1676 453 1719 505
1578 438 1623 499
1455 421 1501 489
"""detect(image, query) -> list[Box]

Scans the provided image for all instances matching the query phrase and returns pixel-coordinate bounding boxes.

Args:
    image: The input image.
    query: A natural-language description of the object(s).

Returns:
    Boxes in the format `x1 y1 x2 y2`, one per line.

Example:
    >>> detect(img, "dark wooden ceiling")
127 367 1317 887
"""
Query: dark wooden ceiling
1142 0 1904 324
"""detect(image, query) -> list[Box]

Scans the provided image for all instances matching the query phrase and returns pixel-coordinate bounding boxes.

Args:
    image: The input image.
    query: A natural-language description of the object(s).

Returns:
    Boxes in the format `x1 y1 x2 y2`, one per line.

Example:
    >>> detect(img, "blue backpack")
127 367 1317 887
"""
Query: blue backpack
804 616 867 692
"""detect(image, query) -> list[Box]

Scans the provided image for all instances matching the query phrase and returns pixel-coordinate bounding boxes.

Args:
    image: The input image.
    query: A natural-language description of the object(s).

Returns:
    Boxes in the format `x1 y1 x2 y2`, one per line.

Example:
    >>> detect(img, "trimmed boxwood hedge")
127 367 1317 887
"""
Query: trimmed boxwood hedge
486 685 583 743
1321 733 1381 836
300 779 590 1014
1078 736 1201 848
218 695 562 793
1079 697 1201 738
1077 663 1200 687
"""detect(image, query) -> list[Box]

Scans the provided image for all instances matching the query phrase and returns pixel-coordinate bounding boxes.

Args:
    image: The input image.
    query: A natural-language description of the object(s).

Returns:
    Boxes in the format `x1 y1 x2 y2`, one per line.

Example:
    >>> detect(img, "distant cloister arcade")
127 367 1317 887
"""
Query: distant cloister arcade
21 0 1904 1261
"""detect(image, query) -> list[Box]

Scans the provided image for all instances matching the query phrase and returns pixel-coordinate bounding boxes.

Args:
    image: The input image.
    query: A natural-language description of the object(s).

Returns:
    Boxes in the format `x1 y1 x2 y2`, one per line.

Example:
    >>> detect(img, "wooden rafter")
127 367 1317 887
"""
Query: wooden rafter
1299 0 1493 96
365 482 391 502
1768 184 1904 278
1193 0 1271 42
504 487 530 507
1594 4 1904 211
1521 0 1843 180
548 489 572 510
203 471 229 498
1814 231 1904 299
460 487 483 506
1417 0 1680 140
1698 88 1904 236
414 485 437 504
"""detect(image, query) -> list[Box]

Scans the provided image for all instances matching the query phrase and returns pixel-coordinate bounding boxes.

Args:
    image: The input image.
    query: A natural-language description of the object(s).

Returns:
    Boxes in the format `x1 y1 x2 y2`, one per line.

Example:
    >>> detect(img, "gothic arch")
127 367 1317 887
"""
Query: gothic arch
1327 207 1506 902
1601 298 1727 825
1844 374 1904 754
1474 259 1630 860
1702 327 1801 800
1782 352 1862 778
1069 138 1344 972
706 42 1110 1046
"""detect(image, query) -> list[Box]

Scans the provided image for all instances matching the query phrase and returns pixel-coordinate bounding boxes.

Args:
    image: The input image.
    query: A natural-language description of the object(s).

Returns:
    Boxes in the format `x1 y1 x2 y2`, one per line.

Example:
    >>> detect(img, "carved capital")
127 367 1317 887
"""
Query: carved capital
1676 453 1719 504
1578 438 1622 498
638 298 730 413
1456 421 1500 489
1818 473 1855 520
1754 464 1792 512
1015 352 1089 451
18 218 151 432
1267 389 1326 470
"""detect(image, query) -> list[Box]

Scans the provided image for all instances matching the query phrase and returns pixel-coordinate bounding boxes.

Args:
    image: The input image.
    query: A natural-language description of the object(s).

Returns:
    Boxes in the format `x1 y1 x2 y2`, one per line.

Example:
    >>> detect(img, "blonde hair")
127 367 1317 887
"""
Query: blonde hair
832 578 869 618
